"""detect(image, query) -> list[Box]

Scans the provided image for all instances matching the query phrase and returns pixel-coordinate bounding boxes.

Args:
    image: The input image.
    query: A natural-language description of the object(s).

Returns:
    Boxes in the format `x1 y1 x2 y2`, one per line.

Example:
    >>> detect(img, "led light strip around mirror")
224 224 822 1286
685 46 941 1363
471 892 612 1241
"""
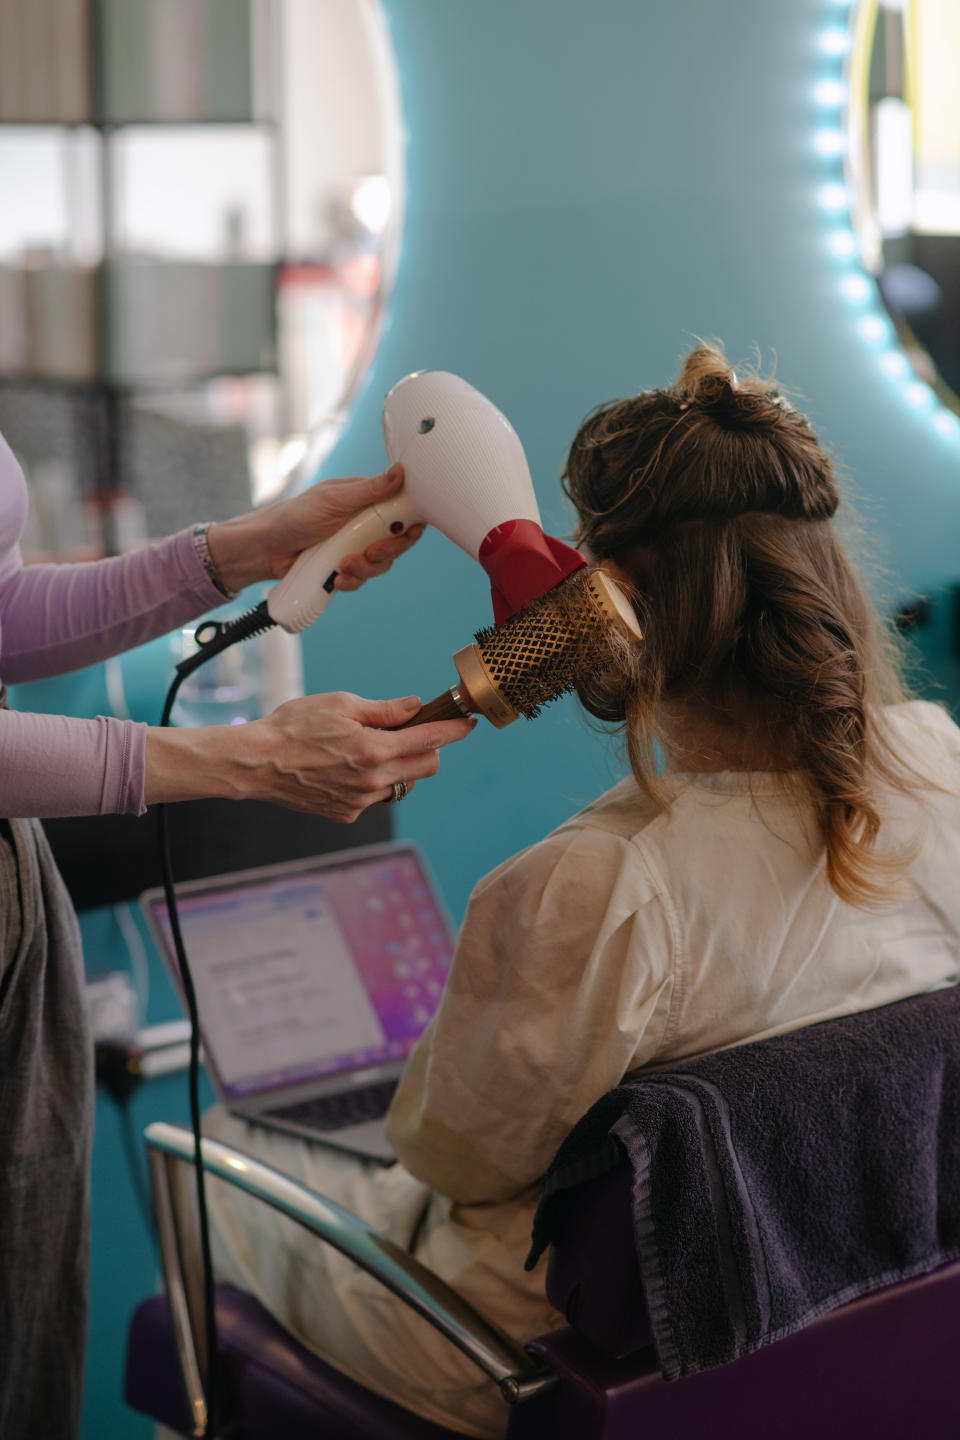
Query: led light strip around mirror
814 0 960 442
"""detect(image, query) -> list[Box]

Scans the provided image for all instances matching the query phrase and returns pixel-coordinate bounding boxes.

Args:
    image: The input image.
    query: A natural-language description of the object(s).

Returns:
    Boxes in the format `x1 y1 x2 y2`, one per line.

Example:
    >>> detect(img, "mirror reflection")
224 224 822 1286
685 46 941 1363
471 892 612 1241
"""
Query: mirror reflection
0 0 403 558
849 0 960 411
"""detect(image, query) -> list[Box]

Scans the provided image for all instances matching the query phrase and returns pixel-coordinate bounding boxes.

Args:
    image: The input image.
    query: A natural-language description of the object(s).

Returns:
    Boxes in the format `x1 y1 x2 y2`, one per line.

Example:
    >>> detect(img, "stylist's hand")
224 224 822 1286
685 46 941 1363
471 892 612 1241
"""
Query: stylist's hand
144 693 474 822
204 463 423 595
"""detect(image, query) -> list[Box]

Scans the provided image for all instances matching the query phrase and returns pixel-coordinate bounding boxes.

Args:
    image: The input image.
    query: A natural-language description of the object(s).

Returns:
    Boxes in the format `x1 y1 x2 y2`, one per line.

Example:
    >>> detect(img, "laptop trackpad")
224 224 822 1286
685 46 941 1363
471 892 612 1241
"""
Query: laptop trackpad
317 1121 396 1164
256 1111 397 1164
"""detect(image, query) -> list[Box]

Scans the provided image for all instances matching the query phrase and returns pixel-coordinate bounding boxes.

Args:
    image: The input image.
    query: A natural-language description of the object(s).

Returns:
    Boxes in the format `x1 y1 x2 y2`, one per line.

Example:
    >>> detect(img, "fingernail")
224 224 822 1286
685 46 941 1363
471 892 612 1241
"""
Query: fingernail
402 695 421 711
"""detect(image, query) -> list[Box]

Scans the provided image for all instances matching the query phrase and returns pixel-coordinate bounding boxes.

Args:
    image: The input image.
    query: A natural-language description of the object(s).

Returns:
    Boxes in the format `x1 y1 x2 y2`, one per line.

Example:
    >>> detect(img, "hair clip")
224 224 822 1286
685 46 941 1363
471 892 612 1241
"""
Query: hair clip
728 372 739 391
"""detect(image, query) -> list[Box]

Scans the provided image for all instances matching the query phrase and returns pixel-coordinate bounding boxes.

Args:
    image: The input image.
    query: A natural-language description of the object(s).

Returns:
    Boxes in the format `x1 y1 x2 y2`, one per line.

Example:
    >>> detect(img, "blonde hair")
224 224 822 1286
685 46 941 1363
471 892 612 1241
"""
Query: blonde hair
563 341 922 908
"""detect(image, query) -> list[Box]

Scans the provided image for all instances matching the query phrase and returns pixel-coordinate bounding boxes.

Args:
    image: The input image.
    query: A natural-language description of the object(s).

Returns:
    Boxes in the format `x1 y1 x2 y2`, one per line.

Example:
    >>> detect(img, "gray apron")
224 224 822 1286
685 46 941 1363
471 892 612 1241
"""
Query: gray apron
0 693 93 1439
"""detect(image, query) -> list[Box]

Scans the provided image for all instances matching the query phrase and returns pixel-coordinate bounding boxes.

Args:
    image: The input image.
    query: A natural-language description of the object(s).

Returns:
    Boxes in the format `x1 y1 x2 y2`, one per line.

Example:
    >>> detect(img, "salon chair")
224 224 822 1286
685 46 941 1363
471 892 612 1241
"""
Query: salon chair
125 1115 960 1440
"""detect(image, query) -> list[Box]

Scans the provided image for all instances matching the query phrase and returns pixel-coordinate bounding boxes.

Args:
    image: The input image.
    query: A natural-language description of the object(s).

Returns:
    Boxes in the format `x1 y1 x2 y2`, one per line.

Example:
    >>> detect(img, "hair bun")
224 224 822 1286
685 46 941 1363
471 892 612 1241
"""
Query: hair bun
677 342 737 398
677 343 782 431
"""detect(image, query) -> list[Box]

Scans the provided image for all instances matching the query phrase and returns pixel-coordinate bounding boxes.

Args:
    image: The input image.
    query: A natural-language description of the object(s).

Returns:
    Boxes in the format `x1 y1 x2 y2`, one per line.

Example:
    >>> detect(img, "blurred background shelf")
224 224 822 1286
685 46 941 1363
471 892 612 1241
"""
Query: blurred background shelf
0 0 276 552
0 0 400 557
0 0 261 127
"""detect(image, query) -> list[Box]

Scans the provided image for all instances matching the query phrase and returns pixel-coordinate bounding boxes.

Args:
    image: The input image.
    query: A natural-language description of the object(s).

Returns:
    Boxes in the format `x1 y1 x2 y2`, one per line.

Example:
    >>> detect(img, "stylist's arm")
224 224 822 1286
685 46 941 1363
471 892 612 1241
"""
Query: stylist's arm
144 694 472 821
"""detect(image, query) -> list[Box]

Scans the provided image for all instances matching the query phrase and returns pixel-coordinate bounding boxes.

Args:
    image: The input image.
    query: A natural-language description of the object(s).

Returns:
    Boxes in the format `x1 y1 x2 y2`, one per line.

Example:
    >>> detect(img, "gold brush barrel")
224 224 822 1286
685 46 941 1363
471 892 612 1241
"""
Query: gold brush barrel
400 569 642 730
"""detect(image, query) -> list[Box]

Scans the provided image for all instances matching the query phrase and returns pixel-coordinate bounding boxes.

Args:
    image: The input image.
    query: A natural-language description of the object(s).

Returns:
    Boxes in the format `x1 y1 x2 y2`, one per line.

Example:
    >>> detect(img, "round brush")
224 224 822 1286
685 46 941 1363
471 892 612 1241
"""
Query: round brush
400 569 642 729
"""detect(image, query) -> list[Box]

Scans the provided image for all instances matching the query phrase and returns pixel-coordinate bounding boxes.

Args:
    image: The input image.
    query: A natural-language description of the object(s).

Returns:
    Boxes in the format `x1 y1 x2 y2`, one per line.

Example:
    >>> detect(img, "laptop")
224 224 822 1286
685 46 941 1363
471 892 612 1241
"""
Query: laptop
141 840 455 1163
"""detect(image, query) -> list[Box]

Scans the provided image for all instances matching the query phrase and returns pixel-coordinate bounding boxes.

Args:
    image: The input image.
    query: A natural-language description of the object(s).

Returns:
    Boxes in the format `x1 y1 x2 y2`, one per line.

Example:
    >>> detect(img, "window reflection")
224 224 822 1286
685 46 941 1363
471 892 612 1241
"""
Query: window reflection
0 0 403 558
851 0 960 409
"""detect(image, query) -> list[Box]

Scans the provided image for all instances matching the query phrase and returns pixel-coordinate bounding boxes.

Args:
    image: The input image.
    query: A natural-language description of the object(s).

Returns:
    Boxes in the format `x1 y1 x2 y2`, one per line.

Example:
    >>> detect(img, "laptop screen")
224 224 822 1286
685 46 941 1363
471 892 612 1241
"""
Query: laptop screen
143 844 454 1101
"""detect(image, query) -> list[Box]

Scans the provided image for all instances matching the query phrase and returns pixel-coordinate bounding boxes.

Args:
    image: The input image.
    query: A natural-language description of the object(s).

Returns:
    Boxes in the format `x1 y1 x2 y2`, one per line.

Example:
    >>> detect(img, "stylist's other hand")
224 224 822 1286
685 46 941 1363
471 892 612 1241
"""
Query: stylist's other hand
204 464 424 595
144 694 474 822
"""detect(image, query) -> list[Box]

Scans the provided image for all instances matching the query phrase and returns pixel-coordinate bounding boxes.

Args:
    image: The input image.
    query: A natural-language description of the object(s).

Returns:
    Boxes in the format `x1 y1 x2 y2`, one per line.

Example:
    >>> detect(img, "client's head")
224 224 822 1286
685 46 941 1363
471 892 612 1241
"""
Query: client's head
563 340 913 907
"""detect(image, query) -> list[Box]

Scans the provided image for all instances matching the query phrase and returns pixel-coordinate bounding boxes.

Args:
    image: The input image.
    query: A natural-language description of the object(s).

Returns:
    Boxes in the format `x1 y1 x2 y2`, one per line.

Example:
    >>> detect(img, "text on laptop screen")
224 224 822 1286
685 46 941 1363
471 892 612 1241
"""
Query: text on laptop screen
150 851 453 1099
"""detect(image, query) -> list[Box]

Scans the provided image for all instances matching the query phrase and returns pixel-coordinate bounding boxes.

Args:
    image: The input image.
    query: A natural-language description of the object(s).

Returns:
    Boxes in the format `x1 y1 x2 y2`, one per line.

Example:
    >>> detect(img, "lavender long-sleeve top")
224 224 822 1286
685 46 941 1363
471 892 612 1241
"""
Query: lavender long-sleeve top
0 430 228 818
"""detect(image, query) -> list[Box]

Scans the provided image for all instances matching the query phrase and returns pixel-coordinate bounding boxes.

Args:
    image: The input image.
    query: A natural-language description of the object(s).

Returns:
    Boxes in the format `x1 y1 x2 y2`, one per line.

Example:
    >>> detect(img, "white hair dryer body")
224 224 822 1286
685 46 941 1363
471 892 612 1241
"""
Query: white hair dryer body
265 371 584 633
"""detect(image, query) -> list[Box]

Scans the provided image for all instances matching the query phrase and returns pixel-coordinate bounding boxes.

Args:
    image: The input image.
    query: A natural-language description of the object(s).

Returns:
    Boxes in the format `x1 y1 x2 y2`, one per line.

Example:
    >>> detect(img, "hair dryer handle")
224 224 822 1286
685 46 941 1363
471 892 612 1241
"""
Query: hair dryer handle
266 493 424 633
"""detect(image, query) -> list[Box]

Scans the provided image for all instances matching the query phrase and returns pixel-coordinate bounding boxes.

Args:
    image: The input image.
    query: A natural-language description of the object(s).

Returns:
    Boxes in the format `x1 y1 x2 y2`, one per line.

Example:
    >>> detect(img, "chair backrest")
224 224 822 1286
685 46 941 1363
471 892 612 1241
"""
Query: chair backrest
537 983 960 1373
544 1162 651 1358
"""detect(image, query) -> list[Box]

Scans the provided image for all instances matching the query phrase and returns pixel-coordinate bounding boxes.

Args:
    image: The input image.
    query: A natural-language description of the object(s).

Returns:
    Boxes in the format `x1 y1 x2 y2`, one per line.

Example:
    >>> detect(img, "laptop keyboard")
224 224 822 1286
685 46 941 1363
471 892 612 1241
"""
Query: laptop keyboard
269 1080 398 1132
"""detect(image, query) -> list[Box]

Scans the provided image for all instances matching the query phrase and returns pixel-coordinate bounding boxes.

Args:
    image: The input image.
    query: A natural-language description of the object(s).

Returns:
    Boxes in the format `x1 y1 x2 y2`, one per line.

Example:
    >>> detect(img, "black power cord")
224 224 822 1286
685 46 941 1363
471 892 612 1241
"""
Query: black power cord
172 599 277 686
157 599 277 1438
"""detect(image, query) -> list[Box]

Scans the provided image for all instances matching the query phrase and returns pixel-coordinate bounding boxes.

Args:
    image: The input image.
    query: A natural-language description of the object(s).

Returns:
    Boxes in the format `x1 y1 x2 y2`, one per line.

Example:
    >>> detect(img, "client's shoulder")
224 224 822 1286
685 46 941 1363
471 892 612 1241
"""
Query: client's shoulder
470 779 661 909
881 700 960 774
552 775 661 843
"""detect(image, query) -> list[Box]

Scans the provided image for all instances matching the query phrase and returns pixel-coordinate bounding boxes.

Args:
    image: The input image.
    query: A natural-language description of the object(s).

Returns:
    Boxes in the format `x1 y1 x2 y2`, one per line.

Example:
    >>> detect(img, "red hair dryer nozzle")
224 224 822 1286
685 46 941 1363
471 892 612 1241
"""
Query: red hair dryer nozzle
479 519 587 626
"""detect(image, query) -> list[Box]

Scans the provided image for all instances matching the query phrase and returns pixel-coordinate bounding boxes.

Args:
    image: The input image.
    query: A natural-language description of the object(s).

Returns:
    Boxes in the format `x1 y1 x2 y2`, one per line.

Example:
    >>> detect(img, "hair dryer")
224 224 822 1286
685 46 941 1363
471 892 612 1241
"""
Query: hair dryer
264 371 586 633
174 372 590 682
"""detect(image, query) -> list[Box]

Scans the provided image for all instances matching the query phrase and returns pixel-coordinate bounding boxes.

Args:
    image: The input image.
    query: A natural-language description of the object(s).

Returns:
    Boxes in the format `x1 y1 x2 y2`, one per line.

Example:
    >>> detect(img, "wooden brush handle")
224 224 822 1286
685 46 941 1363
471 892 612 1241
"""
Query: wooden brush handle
397 689 472 729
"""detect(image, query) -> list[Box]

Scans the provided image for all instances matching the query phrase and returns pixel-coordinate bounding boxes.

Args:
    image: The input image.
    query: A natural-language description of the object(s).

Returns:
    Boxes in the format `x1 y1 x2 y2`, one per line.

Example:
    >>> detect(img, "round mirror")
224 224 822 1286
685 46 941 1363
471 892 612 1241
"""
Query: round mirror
848 0 960 413
0 0 403 558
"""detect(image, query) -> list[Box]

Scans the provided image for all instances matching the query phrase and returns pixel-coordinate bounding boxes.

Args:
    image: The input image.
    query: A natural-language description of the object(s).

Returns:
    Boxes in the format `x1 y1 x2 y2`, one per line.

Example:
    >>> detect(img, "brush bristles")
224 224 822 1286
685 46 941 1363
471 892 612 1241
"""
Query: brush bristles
473 569 630 719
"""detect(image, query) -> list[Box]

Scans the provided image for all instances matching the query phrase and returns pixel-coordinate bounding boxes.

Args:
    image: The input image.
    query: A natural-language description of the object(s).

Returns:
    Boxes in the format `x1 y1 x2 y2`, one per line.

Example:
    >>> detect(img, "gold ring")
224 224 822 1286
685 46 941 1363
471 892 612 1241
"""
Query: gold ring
383 779 408 805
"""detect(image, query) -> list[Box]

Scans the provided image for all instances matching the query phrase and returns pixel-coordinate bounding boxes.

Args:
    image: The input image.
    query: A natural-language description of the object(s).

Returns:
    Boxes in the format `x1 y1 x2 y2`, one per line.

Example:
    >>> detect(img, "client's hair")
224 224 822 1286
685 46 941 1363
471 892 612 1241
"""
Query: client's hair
563 340 919 908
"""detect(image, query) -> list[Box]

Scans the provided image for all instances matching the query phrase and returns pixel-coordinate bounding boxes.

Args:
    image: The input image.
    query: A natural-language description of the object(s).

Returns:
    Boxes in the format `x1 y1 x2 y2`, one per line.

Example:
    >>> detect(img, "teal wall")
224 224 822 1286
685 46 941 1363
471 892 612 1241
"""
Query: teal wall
9 2 958 1435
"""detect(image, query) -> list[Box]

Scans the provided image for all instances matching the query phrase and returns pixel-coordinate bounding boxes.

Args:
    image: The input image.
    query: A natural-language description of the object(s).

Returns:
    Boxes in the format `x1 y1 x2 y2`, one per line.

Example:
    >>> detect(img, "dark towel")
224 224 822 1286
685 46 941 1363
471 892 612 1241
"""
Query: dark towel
527 984 960 1380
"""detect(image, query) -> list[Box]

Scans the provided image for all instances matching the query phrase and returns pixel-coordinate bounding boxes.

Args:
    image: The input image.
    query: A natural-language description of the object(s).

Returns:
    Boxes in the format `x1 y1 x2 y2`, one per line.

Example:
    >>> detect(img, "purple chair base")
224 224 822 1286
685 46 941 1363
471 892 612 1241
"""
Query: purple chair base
125 1283 465 1439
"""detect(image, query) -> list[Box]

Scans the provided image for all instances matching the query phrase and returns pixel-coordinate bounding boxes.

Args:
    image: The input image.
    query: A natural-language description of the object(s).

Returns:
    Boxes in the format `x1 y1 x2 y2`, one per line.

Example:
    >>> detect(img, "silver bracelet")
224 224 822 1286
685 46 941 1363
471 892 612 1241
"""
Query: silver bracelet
192 523 238 599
